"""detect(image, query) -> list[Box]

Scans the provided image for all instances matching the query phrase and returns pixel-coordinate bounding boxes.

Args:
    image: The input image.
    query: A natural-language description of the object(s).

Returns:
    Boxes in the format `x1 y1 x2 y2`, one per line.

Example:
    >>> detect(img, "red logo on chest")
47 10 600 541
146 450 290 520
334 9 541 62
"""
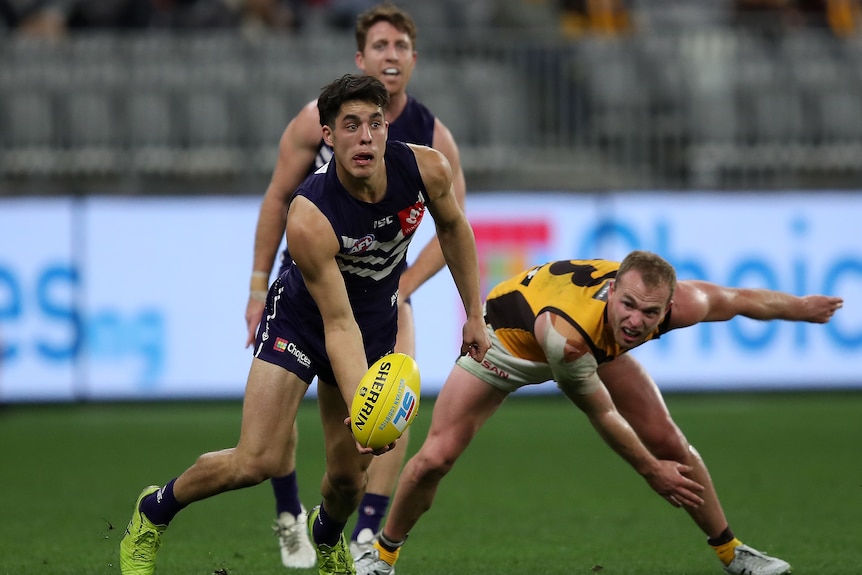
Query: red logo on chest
397 198 425 236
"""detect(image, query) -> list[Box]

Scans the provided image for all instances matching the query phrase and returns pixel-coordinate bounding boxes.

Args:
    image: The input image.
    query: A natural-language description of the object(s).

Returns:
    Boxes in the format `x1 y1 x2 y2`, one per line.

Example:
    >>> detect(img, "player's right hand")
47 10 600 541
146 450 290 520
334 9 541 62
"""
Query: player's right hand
461 315 490 362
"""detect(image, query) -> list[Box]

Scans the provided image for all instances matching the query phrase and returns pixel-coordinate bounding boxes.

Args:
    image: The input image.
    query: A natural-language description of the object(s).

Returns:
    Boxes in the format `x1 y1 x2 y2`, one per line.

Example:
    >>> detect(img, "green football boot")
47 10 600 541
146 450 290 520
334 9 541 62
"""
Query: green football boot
307 505 356 575
119 485 167 575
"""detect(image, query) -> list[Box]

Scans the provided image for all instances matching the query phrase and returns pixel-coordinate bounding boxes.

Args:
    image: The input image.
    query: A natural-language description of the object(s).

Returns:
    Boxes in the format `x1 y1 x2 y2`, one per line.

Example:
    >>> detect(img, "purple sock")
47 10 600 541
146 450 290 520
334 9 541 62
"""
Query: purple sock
351 493 389 540
139 478 186 526
311 503 347 547
271 472 303 518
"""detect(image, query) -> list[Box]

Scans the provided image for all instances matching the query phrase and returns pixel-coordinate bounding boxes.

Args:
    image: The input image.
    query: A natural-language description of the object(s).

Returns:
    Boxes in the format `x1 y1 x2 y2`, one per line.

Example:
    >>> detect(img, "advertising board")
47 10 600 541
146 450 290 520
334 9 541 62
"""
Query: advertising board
1 192 859 401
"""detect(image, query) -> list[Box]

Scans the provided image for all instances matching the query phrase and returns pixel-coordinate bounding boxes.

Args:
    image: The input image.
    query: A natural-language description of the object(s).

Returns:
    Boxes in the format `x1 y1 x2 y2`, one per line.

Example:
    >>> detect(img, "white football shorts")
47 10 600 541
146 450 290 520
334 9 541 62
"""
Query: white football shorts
455 326 553 393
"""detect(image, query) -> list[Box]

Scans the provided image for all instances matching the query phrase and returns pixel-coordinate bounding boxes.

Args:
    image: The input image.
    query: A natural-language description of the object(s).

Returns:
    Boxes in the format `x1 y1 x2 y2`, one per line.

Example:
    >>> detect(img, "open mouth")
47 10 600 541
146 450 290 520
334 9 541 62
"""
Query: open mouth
382 67 399 76
621 327 640 343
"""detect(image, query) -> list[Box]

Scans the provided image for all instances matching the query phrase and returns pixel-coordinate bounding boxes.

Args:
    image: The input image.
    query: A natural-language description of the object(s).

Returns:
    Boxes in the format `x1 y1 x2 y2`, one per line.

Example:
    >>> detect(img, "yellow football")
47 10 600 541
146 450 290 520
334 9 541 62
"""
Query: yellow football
351 353 420 450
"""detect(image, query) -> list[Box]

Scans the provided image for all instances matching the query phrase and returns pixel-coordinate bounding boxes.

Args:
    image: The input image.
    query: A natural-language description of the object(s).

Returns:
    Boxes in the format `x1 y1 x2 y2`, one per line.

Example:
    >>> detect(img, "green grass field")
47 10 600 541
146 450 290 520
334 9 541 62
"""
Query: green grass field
1 391 861 575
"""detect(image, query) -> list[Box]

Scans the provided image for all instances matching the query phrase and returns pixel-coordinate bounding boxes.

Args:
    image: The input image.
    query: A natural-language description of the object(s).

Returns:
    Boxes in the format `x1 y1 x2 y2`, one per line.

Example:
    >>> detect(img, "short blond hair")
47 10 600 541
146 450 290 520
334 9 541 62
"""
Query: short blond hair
617 250 677 301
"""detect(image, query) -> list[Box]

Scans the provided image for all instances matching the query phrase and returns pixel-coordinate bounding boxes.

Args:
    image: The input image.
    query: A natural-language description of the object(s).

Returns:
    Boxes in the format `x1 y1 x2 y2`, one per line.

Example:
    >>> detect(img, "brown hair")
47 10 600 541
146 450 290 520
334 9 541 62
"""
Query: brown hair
355 2 418 52
317 74 391 128
617 250 677 301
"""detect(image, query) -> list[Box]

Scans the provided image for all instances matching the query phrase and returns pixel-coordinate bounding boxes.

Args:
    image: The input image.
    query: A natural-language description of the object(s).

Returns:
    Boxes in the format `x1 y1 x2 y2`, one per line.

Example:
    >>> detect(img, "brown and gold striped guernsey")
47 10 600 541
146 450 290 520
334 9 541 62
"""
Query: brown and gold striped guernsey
484 259 671 364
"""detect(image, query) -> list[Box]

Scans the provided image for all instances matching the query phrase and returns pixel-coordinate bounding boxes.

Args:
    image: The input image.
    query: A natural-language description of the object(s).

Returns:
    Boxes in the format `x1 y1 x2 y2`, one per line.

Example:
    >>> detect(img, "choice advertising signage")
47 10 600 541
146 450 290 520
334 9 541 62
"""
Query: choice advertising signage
1 192 859 401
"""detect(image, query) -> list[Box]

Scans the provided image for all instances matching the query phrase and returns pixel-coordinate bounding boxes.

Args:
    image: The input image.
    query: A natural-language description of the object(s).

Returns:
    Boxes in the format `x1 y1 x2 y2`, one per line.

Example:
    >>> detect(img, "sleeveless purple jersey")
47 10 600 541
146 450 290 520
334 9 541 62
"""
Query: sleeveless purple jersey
255 140 430 384
279 95 435 275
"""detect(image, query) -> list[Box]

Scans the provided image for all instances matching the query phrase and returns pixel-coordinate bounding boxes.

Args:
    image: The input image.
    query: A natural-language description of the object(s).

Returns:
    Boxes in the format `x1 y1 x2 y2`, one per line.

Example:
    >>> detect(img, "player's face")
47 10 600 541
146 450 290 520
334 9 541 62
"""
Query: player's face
323 100 388 179
606 270 671 350
355 21 417 98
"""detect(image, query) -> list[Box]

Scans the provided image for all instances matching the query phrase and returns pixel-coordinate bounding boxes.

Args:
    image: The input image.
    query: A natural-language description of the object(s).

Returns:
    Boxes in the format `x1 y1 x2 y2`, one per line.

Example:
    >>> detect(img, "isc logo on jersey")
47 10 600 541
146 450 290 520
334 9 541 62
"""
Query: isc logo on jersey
351 353 421 449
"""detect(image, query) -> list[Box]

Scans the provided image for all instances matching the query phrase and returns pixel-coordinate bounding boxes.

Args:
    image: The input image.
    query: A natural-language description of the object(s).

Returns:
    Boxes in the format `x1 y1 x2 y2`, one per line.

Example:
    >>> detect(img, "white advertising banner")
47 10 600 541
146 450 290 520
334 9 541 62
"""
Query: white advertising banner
0 199 77 400
1 192 859 401
412 192 862 392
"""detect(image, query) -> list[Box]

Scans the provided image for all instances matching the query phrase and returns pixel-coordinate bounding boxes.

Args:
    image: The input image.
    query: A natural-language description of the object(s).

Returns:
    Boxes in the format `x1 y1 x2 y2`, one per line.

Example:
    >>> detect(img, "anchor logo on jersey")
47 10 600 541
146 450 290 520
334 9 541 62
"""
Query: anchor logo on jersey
397 193 426 236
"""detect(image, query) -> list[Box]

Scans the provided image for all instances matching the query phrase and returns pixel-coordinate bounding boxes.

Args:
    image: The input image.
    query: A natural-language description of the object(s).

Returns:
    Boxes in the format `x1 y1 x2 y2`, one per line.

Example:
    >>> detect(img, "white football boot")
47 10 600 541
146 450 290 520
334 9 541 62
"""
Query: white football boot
723 544 792 575
273 506 317 568
354 547 395 575
349 528 376 561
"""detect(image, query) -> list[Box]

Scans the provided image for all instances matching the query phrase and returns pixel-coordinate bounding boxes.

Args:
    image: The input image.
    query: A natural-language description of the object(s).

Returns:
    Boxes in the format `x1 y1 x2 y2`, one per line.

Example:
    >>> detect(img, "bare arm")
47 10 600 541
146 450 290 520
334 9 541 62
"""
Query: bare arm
667 280 844 330
566 384 704 508
398 119 467 300
535 312 704 508
411 144 488 360
287 196 368 406
245 100 323 347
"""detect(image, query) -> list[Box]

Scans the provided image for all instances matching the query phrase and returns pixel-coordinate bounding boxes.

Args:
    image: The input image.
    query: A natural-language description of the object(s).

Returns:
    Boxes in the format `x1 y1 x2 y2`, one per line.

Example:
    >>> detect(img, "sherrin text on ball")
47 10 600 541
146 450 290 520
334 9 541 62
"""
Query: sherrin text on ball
351 352 420 450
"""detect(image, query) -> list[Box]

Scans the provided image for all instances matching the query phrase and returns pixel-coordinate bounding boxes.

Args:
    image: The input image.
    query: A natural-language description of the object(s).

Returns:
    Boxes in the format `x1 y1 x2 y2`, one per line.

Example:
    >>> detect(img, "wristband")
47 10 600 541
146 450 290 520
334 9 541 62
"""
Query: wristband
250 290 268 303
250 270 269 292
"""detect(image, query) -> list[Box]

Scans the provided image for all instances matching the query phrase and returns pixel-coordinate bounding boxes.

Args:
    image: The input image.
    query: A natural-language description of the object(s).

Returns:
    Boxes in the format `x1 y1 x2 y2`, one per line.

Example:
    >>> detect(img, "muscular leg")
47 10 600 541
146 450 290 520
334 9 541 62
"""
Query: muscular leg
350 302 415 544
598 355 794 574
119 356 310 574
597 354 727 537
132 357 306 528
273 302 415 564
383 365 508 541
275 302 413 513
316 378 374 522
363 301 415 498
173 358 308 503
267 370 315 569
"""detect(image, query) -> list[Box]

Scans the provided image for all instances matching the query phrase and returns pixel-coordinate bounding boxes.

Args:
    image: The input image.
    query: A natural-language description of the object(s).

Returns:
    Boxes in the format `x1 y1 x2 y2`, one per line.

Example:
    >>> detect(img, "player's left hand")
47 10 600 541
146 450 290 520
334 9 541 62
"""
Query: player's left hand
643 461 705 509
800 295 843 323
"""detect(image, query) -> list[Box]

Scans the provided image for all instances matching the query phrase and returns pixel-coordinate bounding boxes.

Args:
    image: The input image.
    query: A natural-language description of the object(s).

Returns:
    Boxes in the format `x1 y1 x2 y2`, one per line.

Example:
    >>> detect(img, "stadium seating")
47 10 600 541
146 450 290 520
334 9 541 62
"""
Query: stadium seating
1 17 861 192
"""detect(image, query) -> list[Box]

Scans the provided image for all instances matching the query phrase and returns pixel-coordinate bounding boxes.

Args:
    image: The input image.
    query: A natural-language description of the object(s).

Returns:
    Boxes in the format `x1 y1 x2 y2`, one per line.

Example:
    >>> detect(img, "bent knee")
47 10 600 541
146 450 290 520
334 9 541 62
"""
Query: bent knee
411 448 457 483
229 452 284 487
325 468 367 500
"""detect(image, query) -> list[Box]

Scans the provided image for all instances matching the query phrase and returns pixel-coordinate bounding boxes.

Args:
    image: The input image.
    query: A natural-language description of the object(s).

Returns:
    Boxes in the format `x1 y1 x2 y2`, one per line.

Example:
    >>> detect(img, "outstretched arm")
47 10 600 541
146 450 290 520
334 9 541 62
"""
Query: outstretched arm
667 280 844 330
535 312 704 508
567 385 705 508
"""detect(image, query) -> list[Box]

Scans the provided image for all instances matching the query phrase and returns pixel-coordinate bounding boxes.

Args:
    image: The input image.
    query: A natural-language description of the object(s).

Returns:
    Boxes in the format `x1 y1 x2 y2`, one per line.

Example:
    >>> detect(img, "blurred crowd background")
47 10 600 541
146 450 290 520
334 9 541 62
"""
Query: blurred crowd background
1 0 861 194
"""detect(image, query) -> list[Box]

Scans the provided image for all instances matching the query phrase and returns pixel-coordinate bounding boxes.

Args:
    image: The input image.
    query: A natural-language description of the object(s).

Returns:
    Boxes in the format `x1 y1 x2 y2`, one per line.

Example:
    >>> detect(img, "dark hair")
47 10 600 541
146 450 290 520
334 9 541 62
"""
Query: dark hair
317 74 391 128
617 250 677 301
355 2 418 52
